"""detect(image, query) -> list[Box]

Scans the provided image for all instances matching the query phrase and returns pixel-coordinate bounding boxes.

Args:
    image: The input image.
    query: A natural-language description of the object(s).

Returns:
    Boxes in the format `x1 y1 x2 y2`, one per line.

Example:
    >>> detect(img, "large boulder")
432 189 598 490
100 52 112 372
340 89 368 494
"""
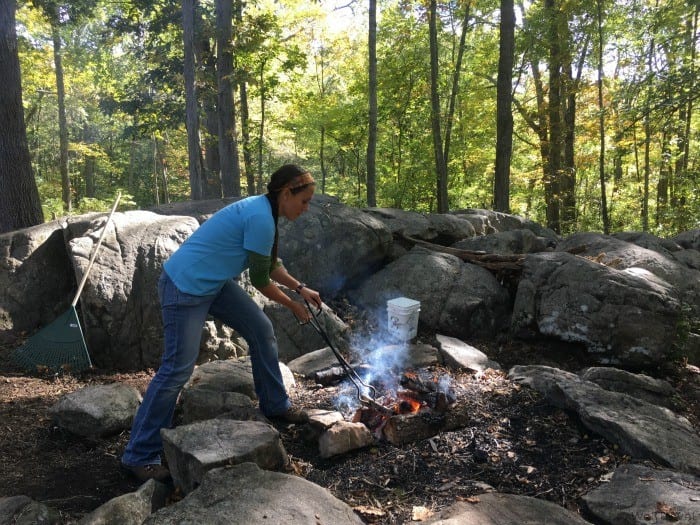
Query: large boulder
512 251 683 367
349 246 511 340
279 194 393 298
559 232 700 321
64 210 198 369
143 463 364 524
363 207 476 244
509 365 700 475
0 221 74 345
451 208 559 242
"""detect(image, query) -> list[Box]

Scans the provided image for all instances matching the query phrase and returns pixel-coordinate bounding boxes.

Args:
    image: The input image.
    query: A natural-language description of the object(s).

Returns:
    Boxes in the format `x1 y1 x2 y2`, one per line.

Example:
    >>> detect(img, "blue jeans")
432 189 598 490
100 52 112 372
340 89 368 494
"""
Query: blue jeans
121 271 290 467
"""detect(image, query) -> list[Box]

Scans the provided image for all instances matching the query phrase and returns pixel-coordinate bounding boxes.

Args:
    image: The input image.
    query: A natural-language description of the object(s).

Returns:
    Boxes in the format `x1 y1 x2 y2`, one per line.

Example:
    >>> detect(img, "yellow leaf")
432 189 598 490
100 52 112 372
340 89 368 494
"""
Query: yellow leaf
411 505 433 521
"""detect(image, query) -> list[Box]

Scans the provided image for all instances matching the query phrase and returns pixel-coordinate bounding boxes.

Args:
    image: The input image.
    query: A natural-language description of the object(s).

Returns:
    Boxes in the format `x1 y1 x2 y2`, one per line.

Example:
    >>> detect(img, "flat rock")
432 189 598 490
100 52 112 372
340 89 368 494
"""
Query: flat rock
161 418 287 493
287 347 340 377
509 365 700 475
319 421 374 458
143 462 364 524
179 389 256 424
582 463 700 525
436 334 501 373
425 492 592 524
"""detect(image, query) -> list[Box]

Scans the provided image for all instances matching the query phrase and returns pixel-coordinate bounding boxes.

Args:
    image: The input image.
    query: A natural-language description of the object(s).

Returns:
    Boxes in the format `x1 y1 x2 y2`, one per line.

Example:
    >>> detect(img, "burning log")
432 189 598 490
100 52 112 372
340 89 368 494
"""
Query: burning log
383 413 445 446
400 371 456 411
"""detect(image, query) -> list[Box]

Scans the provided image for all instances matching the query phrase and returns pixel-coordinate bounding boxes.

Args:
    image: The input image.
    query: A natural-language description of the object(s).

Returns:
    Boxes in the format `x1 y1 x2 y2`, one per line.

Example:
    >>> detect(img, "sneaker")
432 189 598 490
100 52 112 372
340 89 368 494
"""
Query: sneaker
269 407 309 424
120 462 172 483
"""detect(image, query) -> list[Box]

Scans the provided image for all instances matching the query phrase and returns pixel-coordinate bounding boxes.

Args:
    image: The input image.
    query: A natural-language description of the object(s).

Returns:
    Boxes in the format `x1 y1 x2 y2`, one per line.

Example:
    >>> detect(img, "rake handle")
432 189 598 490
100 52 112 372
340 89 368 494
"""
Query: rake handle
71 192 122 307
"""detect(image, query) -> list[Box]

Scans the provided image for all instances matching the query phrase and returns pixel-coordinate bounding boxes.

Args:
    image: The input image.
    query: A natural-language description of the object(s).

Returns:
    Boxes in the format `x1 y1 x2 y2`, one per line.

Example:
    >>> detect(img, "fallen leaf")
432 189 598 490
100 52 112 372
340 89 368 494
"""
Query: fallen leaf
456 495 481 504
412 505 433 521
353 505 386 521
656 501 679 521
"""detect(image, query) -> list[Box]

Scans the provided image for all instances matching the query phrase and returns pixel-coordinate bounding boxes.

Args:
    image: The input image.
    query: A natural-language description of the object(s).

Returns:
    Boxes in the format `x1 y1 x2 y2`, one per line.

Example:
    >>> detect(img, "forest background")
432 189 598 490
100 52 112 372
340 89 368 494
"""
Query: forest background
1 0 698 237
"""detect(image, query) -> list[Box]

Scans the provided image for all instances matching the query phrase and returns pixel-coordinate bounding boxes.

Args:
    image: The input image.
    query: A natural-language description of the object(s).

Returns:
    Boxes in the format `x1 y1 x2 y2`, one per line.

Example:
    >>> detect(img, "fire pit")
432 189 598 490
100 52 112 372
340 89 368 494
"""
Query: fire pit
344 367 472 446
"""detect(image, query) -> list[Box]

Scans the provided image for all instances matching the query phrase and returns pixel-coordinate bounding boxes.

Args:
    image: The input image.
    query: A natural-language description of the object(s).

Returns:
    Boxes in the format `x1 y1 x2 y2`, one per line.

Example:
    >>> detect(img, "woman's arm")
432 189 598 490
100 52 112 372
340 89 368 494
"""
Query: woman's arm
270 264 323 309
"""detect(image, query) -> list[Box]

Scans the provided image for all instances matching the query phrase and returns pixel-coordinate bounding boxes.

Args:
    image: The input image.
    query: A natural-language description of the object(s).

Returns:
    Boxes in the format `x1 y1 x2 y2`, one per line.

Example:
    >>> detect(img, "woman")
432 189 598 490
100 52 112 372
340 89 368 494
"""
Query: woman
120 164 321 482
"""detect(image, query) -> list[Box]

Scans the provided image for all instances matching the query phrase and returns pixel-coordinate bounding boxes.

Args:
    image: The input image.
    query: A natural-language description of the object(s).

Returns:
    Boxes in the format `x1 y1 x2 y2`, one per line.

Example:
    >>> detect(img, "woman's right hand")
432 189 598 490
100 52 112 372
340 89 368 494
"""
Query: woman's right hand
290 301 311 324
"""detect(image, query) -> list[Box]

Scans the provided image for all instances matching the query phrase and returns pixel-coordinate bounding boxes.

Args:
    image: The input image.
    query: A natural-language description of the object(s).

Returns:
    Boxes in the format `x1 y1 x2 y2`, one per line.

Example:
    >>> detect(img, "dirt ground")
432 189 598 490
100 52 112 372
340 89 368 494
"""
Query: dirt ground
1 325 698 524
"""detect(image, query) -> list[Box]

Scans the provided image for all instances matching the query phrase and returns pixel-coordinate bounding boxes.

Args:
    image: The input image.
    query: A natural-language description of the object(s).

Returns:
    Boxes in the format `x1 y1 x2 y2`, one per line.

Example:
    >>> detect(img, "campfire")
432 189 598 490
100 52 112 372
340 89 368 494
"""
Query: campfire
347 369 464 446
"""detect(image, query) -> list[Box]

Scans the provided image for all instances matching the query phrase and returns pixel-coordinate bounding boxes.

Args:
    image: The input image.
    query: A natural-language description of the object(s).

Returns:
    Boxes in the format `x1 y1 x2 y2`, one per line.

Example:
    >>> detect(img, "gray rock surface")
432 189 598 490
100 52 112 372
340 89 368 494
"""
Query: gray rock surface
142 463 364 524
179 389 256 424
424 492 591 524
48 383 142 438
287 346 342 377
452 228 550 254
0 221 74 345
580 366 678 409
161 419 288 493
509 365 700 475
279 194 393 298
77 479 169 525
436 334 501 373
582 463 700 525
511 251 682 367
0 495 59 525
350 246 511 340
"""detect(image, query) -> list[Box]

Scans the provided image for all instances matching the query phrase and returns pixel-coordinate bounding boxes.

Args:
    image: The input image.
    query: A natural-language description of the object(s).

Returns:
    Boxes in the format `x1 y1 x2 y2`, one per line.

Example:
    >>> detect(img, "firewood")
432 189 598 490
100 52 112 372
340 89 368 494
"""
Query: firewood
396 233 525 271
313 366 348 385
383 412 444 446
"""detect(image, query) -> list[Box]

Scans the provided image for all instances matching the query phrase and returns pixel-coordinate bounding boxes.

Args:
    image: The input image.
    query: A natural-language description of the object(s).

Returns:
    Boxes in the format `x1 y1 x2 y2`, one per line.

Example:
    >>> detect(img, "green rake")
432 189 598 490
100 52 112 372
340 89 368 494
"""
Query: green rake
13 193 121 374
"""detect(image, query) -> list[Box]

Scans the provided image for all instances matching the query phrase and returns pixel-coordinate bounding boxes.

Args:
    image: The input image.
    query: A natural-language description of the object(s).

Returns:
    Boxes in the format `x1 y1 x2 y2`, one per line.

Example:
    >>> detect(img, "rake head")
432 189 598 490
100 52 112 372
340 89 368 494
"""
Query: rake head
12 306 92 374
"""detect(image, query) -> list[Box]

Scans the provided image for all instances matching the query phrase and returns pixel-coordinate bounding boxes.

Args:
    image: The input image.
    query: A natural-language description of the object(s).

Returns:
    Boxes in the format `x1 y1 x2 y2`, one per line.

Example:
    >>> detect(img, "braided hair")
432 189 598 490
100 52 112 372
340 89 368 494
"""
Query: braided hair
265 164 315 267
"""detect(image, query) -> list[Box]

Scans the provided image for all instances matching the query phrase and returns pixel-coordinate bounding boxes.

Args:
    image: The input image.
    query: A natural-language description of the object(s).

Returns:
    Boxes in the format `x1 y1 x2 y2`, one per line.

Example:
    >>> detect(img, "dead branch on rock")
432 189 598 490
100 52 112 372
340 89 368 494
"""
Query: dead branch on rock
396 233 525 272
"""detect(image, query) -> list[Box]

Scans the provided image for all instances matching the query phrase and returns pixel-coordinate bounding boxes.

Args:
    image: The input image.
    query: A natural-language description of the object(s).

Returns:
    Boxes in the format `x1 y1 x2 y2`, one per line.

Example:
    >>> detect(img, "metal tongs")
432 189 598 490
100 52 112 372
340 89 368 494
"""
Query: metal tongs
302 299 393 415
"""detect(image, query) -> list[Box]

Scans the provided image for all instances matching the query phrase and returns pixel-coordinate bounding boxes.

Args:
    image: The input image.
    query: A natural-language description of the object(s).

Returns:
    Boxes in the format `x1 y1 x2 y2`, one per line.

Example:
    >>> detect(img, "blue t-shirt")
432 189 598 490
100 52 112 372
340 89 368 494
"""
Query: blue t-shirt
163 195 274 296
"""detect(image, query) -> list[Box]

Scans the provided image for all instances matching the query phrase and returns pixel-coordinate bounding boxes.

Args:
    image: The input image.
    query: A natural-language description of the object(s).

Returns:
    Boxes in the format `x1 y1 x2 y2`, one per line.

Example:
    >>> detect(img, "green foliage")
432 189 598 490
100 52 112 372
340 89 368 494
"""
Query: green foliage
8 0 699 237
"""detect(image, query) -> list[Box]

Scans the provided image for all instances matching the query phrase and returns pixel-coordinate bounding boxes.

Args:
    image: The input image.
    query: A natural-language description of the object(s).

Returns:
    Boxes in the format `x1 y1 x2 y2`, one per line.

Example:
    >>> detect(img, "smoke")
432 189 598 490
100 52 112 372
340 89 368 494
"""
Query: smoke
333 306 412 416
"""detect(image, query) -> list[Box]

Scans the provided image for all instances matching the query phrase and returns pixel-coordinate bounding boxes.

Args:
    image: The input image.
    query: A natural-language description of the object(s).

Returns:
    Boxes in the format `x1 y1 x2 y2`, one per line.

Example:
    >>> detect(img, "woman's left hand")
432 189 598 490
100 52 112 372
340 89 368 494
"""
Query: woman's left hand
299 286 322 309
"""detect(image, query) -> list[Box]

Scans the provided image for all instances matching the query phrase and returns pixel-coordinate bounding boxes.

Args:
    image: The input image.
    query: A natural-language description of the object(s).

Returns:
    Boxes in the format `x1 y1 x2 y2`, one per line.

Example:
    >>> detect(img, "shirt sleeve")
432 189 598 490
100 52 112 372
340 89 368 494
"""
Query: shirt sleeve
248 251 272 288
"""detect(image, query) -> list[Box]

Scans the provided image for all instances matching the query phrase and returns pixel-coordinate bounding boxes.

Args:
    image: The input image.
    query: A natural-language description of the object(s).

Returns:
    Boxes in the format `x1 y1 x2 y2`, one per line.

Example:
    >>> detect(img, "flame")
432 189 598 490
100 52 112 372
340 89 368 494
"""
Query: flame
396 392 422 414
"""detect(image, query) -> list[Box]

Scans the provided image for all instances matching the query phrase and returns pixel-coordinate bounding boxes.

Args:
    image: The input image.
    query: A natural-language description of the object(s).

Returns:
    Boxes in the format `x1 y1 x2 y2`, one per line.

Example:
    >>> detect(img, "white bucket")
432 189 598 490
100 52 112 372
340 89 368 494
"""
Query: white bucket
387 297 421 341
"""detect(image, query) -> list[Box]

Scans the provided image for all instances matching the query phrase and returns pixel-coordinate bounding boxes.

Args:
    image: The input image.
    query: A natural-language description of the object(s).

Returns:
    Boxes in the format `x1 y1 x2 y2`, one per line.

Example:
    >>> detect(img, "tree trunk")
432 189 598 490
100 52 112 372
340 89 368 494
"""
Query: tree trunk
445 2 471 173
52 24 71 212
428 0 448 213
545 0 562 233
257 62 266 193
83 156 95 198
0 0 44 233
596 0 609 234
641 34 655 232
494 0 514 213
234 0 254 195
657 131 670 226
216 0 240 198
182 0 203 200
366 0 377 207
